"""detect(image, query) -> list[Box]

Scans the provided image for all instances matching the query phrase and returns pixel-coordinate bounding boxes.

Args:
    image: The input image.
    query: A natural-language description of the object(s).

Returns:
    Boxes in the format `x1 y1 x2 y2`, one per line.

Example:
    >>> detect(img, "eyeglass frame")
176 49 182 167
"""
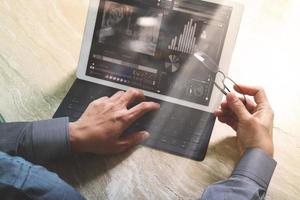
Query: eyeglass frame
214 70 247 105
193 51 247 105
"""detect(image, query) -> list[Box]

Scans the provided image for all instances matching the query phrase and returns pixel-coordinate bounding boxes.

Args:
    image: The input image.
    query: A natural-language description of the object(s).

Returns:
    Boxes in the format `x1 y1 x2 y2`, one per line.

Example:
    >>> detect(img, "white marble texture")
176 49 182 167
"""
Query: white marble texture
0 0 300 199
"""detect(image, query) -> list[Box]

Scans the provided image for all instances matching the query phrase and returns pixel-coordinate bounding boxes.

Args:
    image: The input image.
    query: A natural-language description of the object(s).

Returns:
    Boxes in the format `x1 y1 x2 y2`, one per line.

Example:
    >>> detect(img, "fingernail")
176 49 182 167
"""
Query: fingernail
154 102 161 108
226 92 237 103
142 132 150 140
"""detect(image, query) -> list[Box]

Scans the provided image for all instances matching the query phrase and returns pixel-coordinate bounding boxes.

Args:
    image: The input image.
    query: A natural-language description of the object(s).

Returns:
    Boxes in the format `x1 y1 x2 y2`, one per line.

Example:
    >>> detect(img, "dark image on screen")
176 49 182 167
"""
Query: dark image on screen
99 1 163 56
86 0 232 106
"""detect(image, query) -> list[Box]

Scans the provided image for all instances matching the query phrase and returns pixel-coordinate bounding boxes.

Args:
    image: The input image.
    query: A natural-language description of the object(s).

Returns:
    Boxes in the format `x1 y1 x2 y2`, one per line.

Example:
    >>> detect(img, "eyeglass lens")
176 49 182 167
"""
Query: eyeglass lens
215 71 246 103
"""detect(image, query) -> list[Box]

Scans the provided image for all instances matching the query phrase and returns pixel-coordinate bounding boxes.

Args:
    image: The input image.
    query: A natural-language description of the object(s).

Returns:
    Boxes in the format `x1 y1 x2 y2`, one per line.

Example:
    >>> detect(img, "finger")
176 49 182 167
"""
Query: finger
95 96 109 101
215 108 233 117
226 92 251 121
110 91 125 101
244 98 256 113
119 88 145 107
214 108 237 121
244 97 256 108
221 97 256 109
234 85 270 106
213 109 223 117
126 102 160 125
222 108 237 118
222 98 256 114
221 100 228 109
117 131 150 152
90 96 109 107
217 116 238 131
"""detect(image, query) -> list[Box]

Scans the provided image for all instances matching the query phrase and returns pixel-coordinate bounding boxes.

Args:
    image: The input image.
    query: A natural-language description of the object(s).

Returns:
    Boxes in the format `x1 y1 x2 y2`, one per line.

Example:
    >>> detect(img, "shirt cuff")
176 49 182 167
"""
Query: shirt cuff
31 117 71 162
232 148 277 189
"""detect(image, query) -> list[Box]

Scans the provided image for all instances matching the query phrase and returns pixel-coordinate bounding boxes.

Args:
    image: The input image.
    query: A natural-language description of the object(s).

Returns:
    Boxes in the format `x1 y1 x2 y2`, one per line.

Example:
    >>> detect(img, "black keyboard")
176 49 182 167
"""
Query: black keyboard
53 79 215 161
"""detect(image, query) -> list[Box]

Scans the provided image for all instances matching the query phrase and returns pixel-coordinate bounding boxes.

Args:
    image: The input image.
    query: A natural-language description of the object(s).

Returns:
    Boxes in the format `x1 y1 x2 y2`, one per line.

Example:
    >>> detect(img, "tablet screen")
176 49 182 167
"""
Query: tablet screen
85 0 232 106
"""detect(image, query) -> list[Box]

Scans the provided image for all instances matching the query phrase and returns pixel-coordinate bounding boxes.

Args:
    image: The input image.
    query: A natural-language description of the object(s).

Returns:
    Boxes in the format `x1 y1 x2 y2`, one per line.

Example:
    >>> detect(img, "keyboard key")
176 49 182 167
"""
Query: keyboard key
179 141 188 149
72 111 82 119
69 103 84 112
169 138 178 146
186 143 201 152
160 137 168 144
189 134 202 144
71 97 80 104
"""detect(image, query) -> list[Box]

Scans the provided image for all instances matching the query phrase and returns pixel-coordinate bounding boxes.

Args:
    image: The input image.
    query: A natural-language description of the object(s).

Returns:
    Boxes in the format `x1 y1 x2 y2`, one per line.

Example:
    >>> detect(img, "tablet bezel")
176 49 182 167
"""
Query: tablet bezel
77 0 244 112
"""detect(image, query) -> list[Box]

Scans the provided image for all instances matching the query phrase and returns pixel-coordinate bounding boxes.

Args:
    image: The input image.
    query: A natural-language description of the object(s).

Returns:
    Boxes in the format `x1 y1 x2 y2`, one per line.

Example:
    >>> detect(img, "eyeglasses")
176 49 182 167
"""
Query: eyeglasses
193 51 247 104
214 70 246 104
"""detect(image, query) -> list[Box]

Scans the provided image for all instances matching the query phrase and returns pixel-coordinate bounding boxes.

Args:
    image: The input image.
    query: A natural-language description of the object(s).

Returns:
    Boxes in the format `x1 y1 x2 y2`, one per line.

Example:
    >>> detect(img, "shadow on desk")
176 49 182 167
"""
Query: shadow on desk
48 72 77 113
47 136 240 190
47 147 134 188
207 136 240 165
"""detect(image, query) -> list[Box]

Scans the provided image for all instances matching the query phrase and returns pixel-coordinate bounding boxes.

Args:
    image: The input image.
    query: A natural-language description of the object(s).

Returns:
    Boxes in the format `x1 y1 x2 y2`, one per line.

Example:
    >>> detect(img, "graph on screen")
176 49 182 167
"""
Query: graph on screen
167 18 198 54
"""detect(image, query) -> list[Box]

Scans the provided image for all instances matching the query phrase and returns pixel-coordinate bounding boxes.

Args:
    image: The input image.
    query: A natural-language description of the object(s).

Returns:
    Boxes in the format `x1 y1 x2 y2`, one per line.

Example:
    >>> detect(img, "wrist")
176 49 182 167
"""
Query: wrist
69 122 82 153
261 143 274 158
233 148 277 189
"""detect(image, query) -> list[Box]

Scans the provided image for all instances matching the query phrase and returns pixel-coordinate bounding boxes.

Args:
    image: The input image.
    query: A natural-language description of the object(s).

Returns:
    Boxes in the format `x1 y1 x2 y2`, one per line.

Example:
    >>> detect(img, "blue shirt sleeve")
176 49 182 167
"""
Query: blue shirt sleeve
0 117 71 163
200 148 277 200
0 151 85 200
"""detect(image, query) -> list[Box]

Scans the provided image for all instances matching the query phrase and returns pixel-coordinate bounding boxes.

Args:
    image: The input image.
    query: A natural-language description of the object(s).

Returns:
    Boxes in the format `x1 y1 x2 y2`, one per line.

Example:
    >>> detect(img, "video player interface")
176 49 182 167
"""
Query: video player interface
86 0 232 106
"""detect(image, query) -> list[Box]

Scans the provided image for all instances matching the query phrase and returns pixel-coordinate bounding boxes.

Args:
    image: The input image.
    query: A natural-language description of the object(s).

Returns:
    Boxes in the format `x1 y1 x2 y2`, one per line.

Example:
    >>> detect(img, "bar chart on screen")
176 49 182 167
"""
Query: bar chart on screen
168 18 198 54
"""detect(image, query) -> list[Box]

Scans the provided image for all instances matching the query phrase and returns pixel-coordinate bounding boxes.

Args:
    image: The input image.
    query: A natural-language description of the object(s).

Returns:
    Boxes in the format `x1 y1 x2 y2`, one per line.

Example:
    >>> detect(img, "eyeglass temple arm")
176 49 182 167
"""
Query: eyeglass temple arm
214 82 228 96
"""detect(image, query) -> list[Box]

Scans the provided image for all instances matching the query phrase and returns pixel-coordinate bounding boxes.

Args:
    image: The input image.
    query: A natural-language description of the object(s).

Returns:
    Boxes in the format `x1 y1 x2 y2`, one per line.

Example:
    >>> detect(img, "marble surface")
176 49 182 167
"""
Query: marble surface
0 0 300 199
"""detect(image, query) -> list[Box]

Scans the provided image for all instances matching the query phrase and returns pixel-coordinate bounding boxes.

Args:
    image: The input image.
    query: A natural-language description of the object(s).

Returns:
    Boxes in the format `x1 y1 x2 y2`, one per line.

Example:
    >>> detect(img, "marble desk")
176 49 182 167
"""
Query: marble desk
1 0 300 199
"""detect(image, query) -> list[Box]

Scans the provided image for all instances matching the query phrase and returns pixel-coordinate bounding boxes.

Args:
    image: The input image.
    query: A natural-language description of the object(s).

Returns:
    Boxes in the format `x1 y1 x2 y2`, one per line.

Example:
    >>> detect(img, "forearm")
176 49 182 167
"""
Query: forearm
0 151 85 199
0 118 71 163
200 148 277 200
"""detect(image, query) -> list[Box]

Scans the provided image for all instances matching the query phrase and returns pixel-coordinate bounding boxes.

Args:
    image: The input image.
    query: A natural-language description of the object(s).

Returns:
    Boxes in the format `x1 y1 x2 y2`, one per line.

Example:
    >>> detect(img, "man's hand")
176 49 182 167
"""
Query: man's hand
68 88 160 155
214 85 274 157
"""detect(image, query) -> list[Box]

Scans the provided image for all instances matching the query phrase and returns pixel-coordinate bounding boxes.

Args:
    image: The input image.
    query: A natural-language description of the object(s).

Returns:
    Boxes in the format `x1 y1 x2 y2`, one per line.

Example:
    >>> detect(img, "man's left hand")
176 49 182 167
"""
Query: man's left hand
69 88 160 154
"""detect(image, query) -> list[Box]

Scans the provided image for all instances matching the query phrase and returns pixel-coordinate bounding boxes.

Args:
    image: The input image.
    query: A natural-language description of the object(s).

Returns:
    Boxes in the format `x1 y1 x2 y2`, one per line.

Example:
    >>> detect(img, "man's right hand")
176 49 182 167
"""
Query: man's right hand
214 85 274 157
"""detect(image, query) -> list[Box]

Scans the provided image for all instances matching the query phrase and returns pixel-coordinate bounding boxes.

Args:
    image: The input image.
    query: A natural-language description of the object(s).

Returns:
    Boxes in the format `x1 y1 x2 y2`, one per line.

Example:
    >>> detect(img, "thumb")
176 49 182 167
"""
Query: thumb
118 131 149 151
226 93 251 121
